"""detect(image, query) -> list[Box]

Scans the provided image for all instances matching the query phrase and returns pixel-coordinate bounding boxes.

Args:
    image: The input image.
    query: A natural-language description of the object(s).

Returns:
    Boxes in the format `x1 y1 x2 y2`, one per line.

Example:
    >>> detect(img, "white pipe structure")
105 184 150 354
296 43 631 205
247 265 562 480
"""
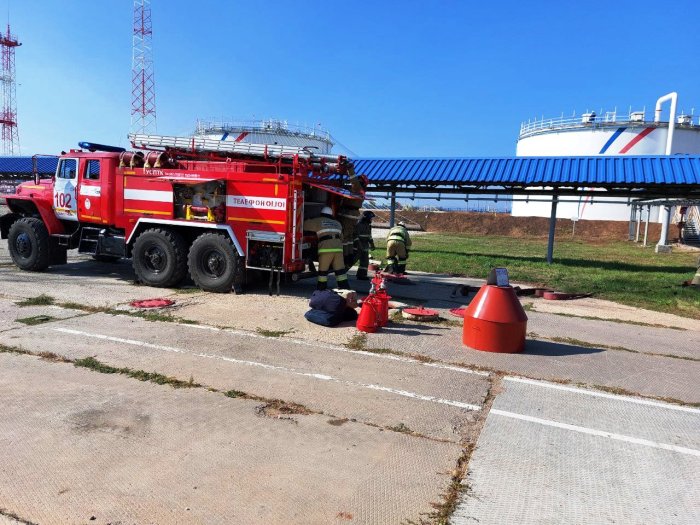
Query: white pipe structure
654 93 677 248
654 92 678 155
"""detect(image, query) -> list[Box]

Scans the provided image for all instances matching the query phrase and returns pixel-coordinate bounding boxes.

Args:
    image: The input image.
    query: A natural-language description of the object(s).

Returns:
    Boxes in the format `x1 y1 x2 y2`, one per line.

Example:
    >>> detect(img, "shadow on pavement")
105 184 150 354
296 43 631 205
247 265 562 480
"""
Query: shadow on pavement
524 339 606 356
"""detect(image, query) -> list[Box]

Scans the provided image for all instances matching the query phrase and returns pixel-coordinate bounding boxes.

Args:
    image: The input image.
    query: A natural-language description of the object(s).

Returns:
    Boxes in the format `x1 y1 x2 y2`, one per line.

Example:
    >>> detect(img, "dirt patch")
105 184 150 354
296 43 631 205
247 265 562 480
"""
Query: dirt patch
255 399 313 419
371 210 660 241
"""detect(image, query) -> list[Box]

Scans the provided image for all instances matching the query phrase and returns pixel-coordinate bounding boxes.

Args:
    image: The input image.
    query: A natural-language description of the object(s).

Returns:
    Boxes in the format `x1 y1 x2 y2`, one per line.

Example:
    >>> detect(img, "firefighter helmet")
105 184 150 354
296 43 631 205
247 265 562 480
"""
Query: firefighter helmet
362 210 376 219
321 206 333 216
398 221 406 227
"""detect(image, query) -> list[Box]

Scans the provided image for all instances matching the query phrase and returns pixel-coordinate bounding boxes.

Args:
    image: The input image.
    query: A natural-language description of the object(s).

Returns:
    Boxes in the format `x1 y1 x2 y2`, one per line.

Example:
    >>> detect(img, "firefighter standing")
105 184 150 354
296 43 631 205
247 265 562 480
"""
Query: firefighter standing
304 206 350 290
385 221 412 274
355 211 376 280
338 166 368 268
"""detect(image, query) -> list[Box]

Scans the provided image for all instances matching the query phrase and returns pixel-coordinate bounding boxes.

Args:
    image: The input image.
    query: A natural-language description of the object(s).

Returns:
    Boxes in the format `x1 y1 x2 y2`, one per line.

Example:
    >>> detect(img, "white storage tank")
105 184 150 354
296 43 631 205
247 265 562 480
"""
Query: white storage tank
194 119 334 154
512 97 700 221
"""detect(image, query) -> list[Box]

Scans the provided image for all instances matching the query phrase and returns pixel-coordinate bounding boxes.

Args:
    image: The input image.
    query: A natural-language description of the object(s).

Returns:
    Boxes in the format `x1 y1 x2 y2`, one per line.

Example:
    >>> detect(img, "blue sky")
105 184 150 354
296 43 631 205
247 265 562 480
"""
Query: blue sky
6 0 700 158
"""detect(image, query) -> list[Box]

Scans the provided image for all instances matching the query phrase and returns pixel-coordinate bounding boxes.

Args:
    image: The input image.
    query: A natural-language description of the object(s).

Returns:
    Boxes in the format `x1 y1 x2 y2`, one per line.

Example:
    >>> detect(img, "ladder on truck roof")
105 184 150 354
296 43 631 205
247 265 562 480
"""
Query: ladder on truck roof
128 133 341 164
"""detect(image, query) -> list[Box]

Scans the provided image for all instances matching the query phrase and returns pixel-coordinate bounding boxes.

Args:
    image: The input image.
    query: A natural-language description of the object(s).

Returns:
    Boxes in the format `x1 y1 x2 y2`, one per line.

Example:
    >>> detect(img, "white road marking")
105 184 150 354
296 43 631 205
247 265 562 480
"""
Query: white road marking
184 322 490 376
504 376 700 414
491 409 700 457
53 327 481 411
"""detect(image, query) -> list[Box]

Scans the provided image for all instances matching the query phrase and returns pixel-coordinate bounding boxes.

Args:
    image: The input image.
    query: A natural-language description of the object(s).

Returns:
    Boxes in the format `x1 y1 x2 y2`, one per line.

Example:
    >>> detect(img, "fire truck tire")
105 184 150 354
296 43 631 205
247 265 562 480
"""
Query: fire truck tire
7 217 51 271
132 228 188 287
188 233 239 293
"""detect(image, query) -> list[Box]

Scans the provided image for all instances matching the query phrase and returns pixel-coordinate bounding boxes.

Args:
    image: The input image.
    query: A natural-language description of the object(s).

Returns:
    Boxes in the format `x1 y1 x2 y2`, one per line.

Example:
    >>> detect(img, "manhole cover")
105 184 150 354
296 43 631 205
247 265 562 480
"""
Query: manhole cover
449 307 466 318
129 298 175 309
402 306 439 321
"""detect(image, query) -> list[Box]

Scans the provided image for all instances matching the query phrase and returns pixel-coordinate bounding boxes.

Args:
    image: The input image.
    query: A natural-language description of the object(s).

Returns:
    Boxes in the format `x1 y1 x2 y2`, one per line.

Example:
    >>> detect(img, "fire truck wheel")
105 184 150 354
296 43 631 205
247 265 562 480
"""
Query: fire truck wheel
188 233 238 293
132 228 188 287
7 217 51 271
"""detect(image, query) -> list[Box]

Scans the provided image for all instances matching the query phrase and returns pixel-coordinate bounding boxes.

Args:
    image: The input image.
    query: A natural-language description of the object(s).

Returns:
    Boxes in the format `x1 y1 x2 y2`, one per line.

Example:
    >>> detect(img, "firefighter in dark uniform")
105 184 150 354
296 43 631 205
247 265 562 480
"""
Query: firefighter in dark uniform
385 221 412 274
338 166 368 268
355 211 376 280
304 206 350 290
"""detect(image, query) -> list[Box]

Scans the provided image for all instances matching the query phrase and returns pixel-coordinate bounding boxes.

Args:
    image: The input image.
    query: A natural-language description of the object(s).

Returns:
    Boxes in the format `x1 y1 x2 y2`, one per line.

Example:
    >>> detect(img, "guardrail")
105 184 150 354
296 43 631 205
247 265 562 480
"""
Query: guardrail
519 113 700 139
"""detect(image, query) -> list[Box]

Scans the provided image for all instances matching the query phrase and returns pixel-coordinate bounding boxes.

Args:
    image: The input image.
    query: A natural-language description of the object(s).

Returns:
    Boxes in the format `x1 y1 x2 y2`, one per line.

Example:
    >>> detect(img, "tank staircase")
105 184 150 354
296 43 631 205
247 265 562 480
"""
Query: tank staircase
683 219 700 245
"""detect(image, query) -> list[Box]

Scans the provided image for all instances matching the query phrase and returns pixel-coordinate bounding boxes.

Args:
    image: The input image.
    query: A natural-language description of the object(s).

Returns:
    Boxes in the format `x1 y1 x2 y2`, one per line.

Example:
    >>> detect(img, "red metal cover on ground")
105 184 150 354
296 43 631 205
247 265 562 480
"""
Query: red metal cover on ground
130 298 175 309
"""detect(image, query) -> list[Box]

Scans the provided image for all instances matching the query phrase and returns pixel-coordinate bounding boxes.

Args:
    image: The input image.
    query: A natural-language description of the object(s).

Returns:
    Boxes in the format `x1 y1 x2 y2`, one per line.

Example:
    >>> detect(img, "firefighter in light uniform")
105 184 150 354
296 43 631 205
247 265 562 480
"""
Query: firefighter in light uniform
304 207 350 290
385 221 412 274
354 211 376 280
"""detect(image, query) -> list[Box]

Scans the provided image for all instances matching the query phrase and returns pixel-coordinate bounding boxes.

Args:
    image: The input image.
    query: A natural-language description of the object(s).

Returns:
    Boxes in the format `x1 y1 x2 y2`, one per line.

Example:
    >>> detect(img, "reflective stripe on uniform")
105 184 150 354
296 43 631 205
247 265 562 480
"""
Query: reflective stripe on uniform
318 248 343 253
318 275 328 282
318 228 342 235
337 274 348 281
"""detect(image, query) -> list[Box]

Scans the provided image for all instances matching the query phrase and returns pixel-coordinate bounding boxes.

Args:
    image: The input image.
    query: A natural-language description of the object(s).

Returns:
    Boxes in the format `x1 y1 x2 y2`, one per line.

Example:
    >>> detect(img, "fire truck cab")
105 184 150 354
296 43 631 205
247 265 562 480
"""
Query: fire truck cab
0 134 365 293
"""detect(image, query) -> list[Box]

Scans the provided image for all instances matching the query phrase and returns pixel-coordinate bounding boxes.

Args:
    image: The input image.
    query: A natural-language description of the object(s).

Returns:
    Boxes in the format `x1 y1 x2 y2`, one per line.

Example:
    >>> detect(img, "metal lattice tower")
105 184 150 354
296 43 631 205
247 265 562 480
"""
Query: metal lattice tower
131 0 156 134
0 24 20 155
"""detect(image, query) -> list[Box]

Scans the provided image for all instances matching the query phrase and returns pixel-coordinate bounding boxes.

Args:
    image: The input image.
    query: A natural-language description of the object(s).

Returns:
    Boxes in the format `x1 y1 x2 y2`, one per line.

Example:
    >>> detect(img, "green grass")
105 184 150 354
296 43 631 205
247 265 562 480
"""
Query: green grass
374 234 700 319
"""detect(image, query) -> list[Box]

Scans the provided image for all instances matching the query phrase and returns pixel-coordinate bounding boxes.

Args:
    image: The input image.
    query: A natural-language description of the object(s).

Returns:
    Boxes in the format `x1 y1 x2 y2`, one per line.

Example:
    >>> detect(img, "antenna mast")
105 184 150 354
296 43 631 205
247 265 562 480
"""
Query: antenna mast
0 24 20 155
131 0 156 134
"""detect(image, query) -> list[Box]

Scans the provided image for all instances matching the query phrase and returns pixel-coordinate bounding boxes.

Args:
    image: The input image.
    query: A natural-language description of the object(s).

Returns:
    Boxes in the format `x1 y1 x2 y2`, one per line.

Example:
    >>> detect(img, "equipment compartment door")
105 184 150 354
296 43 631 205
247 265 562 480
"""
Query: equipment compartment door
78 159 103 223
53 158 79 221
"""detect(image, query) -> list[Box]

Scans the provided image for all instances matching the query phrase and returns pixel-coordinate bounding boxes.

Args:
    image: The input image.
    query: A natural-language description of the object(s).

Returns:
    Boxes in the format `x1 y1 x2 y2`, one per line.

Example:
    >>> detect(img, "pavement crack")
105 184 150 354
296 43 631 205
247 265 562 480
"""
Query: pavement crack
421 373 502 524
0 508 39 525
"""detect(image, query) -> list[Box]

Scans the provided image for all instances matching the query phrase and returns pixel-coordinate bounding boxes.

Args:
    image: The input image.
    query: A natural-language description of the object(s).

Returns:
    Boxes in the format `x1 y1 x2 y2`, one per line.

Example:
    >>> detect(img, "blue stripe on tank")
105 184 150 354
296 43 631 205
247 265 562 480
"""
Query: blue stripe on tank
599 127 627 154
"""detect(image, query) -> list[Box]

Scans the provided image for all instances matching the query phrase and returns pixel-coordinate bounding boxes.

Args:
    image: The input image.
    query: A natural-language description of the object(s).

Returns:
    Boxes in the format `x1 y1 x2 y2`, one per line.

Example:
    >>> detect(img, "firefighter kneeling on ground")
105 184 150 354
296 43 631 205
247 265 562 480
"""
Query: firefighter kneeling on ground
304 206 351 290
355 211 376 280
385 221 412 274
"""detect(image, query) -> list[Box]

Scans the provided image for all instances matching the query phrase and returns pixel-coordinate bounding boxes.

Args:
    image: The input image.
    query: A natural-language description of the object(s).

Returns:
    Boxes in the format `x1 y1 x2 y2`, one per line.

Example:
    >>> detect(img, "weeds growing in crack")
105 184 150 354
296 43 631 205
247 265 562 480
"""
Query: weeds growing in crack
15 294 55 307
16 315 57 326
345 332 367 350
224 389 246 398
37 351 70 362
74 356 201 388
255 327 294 338
388 422 412 434
0 343 31 355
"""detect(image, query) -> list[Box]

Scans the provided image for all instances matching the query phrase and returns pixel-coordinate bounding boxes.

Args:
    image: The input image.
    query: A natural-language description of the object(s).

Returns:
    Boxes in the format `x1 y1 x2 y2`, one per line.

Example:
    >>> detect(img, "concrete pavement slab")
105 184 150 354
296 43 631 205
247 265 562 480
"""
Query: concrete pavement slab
3 309 490 441
527 311 700 359
452 377 700 525
0 352 461 525
366 318 700 404
0 302 82 333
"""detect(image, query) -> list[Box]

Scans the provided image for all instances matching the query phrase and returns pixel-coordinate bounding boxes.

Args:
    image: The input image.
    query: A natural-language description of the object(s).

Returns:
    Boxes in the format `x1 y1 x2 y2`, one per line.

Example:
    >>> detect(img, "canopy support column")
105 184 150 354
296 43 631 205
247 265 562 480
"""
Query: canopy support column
546 195 559 264
643 205 651 246
656 205 672 252
389 191 396 227
628 205 637 241
635 204 642 242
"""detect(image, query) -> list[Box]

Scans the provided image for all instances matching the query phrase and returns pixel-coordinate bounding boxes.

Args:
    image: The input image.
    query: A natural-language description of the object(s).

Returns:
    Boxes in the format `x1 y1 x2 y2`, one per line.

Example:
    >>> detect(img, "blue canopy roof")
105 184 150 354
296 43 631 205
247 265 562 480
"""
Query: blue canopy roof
352 155 700 189
0 156 58 175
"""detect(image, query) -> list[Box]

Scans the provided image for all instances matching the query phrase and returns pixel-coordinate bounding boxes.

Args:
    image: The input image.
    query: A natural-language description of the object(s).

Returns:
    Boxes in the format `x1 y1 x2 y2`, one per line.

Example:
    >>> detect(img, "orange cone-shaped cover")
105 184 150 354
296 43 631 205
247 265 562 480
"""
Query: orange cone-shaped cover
463 285 527 353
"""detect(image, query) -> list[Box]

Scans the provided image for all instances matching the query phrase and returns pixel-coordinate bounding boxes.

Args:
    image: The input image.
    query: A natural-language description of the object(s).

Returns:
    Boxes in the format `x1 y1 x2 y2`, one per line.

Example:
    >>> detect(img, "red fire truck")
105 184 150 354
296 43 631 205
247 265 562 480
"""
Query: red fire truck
0 134 364 293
